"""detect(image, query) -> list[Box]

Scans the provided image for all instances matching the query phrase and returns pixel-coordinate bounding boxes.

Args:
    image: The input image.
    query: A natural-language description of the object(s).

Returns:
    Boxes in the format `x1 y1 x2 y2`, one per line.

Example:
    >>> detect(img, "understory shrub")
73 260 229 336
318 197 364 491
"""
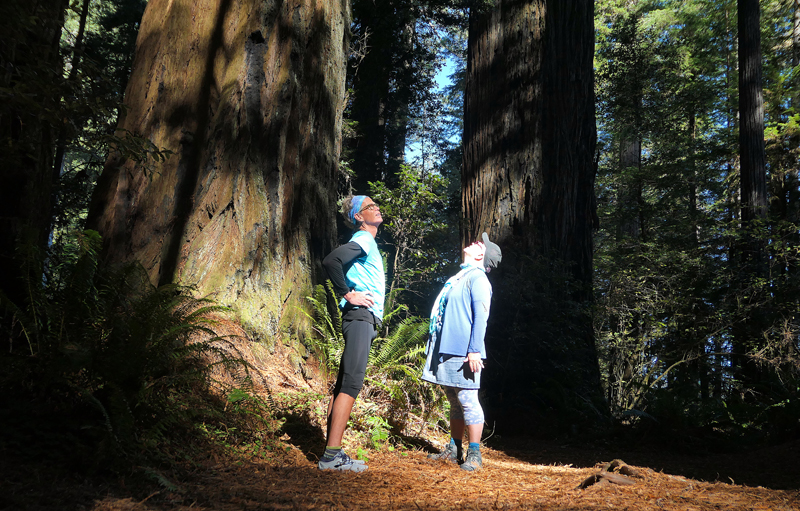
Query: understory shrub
0 230 278 471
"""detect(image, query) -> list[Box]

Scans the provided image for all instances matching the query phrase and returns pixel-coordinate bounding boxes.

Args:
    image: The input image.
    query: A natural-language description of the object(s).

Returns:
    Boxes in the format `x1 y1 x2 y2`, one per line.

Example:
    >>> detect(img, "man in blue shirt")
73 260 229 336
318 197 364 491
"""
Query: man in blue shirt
423 232 502 472
317 195 384 472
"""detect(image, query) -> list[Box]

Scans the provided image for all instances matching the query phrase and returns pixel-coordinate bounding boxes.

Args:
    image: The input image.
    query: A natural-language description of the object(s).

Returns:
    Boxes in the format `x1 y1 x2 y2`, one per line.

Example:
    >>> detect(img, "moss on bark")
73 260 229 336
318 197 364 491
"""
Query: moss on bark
87 0 350 345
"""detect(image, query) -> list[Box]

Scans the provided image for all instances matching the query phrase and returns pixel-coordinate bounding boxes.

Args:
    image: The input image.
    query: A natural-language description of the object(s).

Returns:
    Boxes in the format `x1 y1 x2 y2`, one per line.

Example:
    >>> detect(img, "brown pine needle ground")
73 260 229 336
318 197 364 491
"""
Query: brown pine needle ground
81 442 799 511
4 336 798 510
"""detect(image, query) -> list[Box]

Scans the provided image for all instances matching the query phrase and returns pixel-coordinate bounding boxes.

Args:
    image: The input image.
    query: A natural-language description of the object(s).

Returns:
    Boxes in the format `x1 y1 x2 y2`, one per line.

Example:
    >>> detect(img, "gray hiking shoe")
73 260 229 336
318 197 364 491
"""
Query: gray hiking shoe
318 450 368 472
427 442 460 464
460 447 482 472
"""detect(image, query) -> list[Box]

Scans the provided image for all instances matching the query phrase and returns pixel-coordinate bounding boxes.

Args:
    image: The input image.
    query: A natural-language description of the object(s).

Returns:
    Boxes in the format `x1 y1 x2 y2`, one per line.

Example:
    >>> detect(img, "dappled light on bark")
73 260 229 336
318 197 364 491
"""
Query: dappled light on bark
87 0 350 342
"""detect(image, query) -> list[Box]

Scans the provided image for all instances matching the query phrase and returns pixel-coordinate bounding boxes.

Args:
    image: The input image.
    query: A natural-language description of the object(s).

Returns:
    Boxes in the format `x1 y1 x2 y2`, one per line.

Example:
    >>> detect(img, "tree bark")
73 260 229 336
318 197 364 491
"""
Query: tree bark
86 0 349 341
738 0 767 231
617 137 642 240
734 0 768 390
0 0 69 311
347 0 392 192
793 0 800 112
51 0 93 228
347 0 416 192
462 0 605 432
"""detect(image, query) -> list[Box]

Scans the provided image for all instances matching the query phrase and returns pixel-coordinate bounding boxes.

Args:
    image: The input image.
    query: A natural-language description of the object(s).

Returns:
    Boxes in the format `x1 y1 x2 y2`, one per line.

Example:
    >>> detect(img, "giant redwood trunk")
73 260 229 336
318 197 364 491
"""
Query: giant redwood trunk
462 0 605 433
87 0 349 341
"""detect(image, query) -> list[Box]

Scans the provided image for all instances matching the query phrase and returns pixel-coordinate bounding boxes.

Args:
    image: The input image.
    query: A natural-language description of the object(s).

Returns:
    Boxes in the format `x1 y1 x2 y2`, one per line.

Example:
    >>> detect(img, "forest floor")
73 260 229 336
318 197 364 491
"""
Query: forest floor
4 434 799 511
3 338 799 511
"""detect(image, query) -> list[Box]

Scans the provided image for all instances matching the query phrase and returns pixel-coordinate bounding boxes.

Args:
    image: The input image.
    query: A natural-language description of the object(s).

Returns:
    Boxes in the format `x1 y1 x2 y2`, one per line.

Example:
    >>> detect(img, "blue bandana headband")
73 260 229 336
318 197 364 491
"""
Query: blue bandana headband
348 195 367 225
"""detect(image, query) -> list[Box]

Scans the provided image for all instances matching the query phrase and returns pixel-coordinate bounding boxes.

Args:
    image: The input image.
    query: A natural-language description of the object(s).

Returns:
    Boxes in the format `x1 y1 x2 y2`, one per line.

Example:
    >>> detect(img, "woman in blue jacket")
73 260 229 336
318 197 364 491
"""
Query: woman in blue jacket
423 232 501 472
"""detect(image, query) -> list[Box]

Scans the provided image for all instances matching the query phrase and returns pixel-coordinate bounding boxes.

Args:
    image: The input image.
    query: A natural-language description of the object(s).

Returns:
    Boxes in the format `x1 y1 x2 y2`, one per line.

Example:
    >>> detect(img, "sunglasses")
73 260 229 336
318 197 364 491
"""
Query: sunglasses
360 203 380 212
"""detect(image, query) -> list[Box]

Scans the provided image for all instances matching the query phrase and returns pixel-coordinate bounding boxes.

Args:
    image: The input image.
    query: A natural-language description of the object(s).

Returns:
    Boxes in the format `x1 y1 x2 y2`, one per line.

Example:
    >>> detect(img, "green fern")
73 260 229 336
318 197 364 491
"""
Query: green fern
300 280 345 373
301 283 447 439
1 229 261 468
369 316 428 369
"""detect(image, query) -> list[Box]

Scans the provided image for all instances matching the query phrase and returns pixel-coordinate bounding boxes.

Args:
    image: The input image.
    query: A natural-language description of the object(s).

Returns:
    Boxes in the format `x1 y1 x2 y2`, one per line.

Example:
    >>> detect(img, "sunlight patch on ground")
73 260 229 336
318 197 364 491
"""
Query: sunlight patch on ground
488 456 580 475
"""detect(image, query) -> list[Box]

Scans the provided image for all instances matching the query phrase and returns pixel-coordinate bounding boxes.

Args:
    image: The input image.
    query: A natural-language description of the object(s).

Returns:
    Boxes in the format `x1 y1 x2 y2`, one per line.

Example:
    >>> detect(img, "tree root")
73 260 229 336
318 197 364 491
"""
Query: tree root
577 459 642 489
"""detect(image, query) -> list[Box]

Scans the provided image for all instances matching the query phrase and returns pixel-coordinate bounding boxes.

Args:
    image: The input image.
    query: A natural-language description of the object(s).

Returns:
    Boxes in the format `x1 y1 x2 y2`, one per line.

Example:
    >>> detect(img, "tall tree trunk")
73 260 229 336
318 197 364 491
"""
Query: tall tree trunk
348 3 391 193
347 0 416 193
734 0 768 389
617 137 642 239
385 18 414 179
794 0 800 113
86 0 349 341
462 0 605 433
0 0 69 313
51 0 92 229
738 0 768 231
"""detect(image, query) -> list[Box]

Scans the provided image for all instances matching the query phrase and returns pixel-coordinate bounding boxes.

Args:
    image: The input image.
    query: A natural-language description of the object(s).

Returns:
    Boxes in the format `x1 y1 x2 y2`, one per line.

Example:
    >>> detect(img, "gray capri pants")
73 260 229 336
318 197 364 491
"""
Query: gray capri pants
443 386 485 426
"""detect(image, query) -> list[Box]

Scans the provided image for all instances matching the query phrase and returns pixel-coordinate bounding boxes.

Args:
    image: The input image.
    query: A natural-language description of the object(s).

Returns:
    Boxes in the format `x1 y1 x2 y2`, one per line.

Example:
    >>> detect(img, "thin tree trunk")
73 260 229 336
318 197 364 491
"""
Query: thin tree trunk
734 0 768 389
793 0 800 112
51 0 92 229
618 137 642 239
0 0 69 313
87 0 349 341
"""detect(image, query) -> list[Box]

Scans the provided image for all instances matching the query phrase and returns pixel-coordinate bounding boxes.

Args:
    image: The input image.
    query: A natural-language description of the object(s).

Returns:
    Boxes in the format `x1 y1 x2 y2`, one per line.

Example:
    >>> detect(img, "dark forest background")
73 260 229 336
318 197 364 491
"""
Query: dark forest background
1 0 798 477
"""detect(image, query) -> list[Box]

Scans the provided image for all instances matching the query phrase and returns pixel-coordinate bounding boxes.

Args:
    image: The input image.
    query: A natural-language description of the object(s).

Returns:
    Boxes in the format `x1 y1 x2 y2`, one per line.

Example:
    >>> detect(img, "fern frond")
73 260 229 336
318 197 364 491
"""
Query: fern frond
300 281 345 372
370 315 428 368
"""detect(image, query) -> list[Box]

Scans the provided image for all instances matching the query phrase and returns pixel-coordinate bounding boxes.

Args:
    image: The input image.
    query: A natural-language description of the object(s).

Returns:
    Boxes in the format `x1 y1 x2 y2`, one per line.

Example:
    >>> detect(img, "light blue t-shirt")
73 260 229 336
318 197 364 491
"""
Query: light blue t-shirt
340 230 385 320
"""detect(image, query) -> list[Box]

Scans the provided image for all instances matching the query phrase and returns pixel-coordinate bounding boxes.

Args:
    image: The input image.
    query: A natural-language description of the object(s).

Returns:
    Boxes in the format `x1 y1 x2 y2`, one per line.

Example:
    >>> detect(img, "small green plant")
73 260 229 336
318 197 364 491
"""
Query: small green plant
301 280 344 374
366 415 393 450
302 282 448 444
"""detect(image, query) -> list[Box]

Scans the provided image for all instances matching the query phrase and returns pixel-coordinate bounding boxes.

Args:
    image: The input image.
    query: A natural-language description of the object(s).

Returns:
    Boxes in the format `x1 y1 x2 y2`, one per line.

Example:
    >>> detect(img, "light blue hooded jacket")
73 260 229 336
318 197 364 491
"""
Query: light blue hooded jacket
437 266 492 358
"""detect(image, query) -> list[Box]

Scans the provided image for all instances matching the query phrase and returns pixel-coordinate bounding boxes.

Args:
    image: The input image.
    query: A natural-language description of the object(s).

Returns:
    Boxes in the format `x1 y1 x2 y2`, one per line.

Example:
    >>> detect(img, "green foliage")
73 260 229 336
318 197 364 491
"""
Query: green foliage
0 230 261 468
366 314 443 434
301 280 345 374
370 164 460 316
365 415 393 449
302 281 447 442
592 0 800 442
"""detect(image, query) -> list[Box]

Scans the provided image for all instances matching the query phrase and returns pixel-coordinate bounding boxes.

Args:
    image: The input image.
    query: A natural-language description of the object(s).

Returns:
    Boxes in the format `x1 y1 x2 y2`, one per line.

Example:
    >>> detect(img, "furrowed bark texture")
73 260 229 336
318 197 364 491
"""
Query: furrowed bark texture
462 0 604 431
87 0 349 341
734 0 768 389
738 0 767 227
462 0 545 246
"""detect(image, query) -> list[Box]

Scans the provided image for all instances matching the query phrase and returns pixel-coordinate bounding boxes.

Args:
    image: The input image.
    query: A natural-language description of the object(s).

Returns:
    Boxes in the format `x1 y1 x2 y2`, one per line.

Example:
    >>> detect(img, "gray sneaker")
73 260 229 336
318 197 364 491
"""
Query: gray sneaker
318 450 368 472
427 442 460 464
460 447 482 471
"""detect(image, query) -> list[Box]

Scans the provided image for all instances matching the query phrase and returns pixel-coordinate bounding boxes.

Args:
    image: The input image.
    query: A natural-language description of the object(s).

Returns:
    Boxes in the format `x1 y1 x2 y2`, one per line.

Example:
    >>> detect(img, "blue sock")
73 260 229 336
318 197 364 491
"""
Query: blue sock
468 442 480 451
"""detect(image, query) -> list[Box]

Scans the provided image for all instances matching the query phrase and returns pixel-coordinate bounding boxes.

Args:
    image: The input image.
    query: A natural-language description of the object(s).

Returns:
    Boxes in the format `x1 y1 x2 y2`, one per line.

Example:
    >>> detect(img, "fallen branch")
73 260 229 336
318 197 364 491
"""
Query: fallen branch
577 459 641 489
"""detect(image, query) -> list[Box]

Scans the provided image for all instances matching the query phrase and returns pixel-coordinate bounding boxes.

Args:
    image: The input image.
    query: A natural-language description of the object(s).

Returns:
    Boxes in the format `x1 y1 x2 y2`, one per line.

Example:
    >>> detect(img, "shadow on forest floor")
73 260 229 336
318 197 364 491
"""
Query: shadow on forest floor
487 435 800 491
2 431 798 510
278 410 327 463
